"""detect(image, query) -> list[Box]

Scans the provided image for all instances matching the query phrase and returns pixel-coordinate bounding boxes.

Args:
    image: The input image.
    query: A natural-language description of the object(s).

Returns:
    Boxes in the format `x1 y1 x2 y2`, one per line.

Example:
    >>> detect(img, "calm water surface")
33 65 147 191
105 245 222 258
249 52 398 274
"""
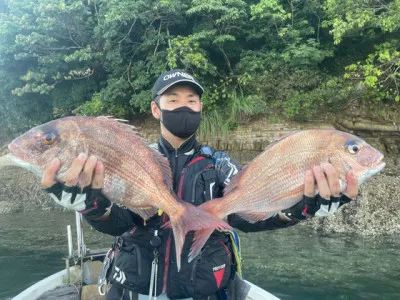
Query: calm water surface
0 211 399 300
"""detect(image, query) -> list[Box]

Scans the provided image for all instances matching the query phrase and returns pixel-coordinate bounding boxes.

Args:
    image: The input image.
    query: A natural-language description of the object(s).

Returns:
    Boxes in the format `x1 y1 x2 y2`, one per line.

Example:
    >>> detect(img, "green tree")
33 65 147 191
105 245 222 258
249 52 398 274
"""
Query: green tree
324 0 400 102
1 0 399 141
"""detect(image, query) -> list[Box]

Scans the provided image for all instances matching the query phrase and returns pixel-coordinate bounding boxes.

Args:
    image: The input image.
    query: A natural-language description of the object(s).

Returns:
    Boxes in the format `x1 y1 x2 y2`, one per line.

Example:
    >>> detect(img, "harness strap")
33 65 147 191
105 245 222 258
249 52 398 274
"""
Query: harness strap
219 229 243 279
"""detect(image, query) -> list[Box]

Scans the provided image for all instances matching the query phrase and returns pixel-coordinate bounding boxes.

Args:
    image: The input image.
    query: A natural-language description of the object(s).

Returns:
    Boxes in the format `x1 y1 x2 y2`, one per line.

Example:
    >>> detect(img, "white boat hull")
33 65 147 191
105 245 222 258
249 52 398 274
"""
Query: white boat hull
12 266 81 300
13 267 280 300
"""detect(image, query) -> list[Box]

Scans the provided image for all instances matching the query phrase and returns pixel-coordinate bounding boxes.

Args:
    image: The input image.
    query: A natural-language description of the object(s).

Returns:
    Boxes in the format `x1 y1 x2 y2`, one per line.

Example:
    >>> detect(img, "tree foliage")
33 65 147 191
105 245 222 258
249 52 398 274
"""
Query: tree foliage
0 0 399 141
325 0 400 102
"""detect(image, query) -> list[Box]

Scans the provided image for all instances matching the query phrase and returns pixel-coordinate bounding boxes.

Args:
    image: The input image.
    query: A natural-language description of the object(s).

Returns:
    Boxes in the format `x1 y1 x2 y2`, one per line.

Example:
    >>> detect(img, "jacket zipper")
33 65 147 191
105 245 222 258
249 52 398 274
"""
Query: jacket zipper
173 149 179 190
165 154 206 291
163 149 183 293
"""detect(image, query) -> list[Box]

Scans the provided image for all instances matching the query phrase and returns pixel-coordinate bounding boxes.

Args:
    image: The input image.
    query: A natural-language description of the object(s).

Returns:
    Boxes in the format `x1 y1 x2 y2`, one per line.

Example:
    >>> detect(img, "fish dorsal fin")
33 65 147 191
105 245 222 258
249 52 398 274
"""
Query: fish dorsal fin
94 116 173 190
265 131 301 151
149 146 174 191
95 116 140 136
93 116 153 147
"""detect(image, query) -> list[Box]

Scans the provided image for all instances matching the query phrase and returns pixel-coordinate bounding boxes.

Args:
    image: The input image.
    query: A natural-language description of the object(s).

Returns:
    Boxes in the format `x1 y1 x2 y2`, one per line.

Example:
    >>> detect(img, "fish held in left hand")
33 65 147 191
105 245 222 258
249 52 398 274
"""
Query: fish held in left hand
5 116 231 271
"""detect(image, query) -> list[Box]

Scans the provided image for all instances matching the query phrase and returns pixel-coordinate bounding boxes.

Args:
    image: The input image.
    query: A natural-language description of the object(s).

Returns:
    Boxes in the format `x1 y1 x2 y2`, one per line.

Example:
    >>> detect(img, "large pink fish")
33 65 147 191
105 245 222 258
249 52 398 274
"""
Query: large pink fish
189 130 386 261
5 116 231 270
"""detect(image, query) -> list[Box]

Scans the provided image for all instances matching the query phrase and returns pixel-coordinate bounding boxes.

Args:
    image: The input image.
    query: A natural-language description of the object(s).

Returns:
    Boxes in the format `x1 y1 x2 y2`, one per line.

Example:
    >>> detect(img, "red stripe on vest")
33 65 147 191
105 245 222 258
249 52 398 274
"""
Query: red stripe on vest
163 233 172 293
177 156 206 199
187 156 205 167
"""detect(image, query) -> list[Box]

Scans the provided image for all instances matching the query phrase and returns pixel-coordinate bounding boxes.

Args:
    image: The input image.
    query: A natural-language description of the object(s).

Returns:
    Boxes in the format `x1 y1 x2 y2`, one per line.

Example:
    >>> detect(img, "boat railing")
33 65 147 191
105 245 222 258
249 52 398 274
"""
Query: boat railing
64 211 108 285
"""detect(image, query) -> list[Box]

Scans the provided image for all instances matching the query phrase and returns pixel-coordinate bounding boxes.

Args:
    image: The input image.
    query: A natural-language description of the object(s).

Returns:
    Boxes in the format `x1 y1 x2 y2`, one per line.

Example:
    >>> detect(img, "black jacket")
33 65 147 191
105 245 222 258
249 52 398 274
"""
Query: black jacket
85 135 295 298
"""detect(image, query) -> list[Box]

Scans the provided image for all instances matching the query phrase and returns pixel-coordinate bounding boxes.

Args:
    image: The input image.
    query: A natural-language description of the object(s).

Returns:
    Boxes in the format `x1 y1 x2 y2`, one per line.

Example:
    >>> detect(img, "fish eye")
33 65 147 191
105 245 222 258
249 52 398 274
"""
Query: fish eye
349 145 359 154
41 133 57 145
346 140 362 154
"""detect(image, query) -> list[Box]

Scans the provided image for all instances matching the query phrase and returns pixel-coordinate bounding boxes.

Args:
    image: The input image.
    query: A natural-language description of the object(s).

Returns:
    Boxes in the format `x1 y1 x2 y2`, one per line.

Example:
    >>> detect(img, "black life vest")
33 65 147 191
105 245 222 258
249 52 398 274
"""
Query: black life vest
107 142 234 298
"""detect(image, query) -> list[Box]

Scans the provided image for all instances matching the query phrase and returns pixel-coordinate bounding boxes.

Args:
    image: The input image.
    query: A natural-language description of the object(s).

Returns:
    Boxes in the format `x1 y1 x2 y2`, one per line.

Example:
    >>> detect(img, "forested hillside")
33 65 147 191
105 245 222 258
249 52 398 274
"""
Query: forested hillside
1 0 399 141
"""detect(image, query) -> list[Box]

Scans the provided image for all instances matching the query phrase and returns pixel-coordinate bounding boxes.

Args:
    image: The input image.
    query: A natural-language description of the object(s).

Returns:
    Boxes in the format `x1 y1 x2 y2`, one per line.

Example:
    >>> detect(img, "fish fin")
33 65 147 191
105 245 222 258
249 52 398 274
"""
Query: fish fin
169 201 231 271
149 148 173 191
109 204 158 220
237 211 277 223
97 116 129 123
269 131 301 147
162 220 171 228
258 131 302 153
95 116 140 135
189 229 213 263
96 116 173 189
92 117 173 189
131 208 158 220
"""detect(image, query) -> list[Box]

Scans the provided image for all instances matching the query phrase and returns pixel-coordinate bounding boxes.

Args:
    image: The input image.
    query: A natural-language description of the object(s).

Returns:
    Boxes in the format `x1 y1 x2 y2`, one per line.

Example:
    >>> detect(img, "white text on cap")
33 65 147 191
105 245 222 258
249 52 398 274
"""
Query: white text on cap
163 72 195 81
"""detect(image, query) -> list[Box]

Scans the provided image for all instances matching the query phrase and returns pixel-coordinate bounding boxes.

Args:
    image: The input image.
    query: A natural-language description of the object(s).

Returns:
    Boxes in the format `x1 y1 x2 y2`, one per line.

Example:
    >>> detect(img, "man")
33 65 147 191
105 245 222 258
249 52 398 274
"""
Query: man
41 69 358 299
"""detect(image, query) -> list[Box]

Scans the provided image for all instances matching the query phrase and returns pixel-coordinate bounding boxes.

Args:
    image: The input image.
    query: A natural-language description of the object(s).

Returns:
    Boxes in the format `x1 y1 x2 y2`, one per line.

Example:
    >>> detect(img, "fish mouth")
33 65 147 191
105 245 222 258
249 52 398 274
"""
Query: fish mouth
358 161 386 185
372 152 385 173
0 153 43 177
8 143 30 161
371 162 386 174
0 153 21 168
369 152 385 173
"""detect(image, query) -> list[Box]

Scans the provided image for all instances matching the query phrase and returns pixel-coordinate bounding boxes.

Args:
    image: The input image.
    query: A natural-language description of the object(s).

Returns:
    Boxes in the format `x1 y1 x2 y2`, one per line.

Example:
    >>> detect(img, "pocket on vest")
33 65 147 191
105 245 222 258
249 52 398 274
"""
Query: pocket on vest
108 241 153 294
167 238 232 299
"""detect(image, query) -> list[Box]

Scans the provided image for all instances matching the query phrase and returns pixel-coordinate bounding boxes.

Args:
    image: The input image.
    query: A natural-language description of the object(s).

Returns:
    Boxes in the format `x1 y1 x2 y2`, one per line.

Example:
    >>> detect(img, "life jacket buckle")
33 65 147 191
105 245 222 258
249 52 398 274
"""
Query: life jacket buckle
97 248 114 295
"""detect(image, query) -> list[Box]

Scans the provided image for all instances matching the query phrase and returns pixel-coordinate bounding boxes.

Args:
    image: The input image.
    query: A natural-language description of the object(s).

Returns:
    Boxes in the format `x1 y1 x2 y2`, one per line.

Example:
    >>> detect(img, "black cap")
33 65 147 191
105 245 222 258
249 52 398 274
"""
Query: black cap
151 69 204 100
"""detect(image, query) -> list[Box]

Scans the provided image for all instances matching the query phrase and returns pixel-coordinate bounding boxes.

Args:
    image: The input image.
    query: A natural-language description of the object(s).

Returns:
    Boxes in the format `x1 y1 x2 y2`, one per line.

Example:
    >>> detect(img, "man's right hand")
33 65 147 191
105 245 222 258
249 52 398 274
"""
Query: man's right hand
41 153 112 220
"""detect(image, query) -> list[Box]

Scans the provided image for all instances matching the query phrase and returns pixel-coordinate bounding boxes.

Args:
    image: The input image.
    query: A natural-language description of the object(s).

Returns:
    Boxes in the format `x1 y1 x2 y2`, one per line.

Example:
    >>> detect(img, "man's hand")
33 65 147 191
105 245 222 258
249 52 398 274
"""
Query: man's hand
281 163 358 222
41 153 112 220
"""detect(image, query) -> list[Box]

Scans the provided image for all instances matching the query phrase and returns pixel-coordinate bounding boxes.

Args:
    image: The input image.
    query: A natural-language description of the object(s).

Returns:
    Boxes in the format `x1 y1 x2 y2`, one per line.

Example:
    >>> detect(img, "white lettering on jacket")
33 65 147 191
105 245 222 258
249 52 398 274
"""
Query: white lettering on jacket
212 264 226 272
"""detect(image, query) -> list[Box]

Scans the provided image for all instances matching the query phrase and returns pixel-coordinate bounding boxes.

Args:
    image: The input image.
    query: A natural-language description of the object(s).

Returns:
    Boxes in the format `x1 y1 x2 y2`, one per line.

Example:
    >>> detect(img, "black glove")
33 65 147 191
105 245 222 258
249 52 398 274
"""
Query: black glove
44 182 112 220
282 193 354 222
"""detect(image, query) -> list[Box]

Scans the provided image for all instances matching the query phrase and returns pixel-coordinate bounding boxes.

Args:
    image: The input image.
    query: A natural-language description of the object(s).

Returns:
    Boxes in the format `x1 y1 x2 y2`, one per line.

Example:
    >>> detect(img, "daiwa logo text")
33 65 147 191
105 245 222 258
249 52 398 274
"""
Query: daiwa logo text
113 266 126 284
164 72 194 81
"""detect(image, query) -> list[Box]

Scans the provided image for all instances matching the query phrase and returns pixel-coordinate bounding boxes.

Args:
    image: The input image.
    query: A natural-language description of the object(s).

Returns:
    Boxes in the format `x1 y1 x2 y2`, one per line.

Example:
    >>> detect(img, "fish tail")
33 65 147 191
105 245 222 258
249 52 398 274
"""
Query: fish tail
189 229 214 263
169 201 231 271
187 199 228 263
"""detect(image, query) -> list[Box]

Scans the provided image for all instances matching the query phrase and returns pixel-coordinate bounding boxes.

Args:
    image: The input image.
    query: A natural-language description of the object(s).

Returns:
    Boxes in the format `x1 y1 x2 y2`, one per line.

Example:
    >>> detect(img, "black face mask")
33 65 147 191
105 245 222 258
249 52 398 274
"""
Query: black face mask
158 106 201 139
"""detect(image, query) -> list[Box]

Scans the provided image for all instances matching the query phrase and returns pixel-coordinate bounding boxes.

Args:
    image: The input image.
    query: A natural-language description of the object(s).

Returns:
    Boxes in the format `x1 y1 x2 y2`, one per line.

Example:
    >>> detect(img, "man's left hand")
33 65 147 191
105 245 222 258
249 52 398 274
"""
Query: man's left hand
282 163 358 221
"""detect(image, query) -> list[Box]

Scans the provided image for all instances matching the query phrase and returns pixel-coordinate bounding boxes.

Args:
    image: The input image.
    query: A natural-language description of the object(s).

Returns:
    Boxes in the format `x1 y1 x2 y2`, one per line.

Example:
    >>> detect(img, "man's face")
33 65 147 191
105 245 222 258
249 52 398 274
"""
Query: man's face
150 84 203 139
157 84 202 112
